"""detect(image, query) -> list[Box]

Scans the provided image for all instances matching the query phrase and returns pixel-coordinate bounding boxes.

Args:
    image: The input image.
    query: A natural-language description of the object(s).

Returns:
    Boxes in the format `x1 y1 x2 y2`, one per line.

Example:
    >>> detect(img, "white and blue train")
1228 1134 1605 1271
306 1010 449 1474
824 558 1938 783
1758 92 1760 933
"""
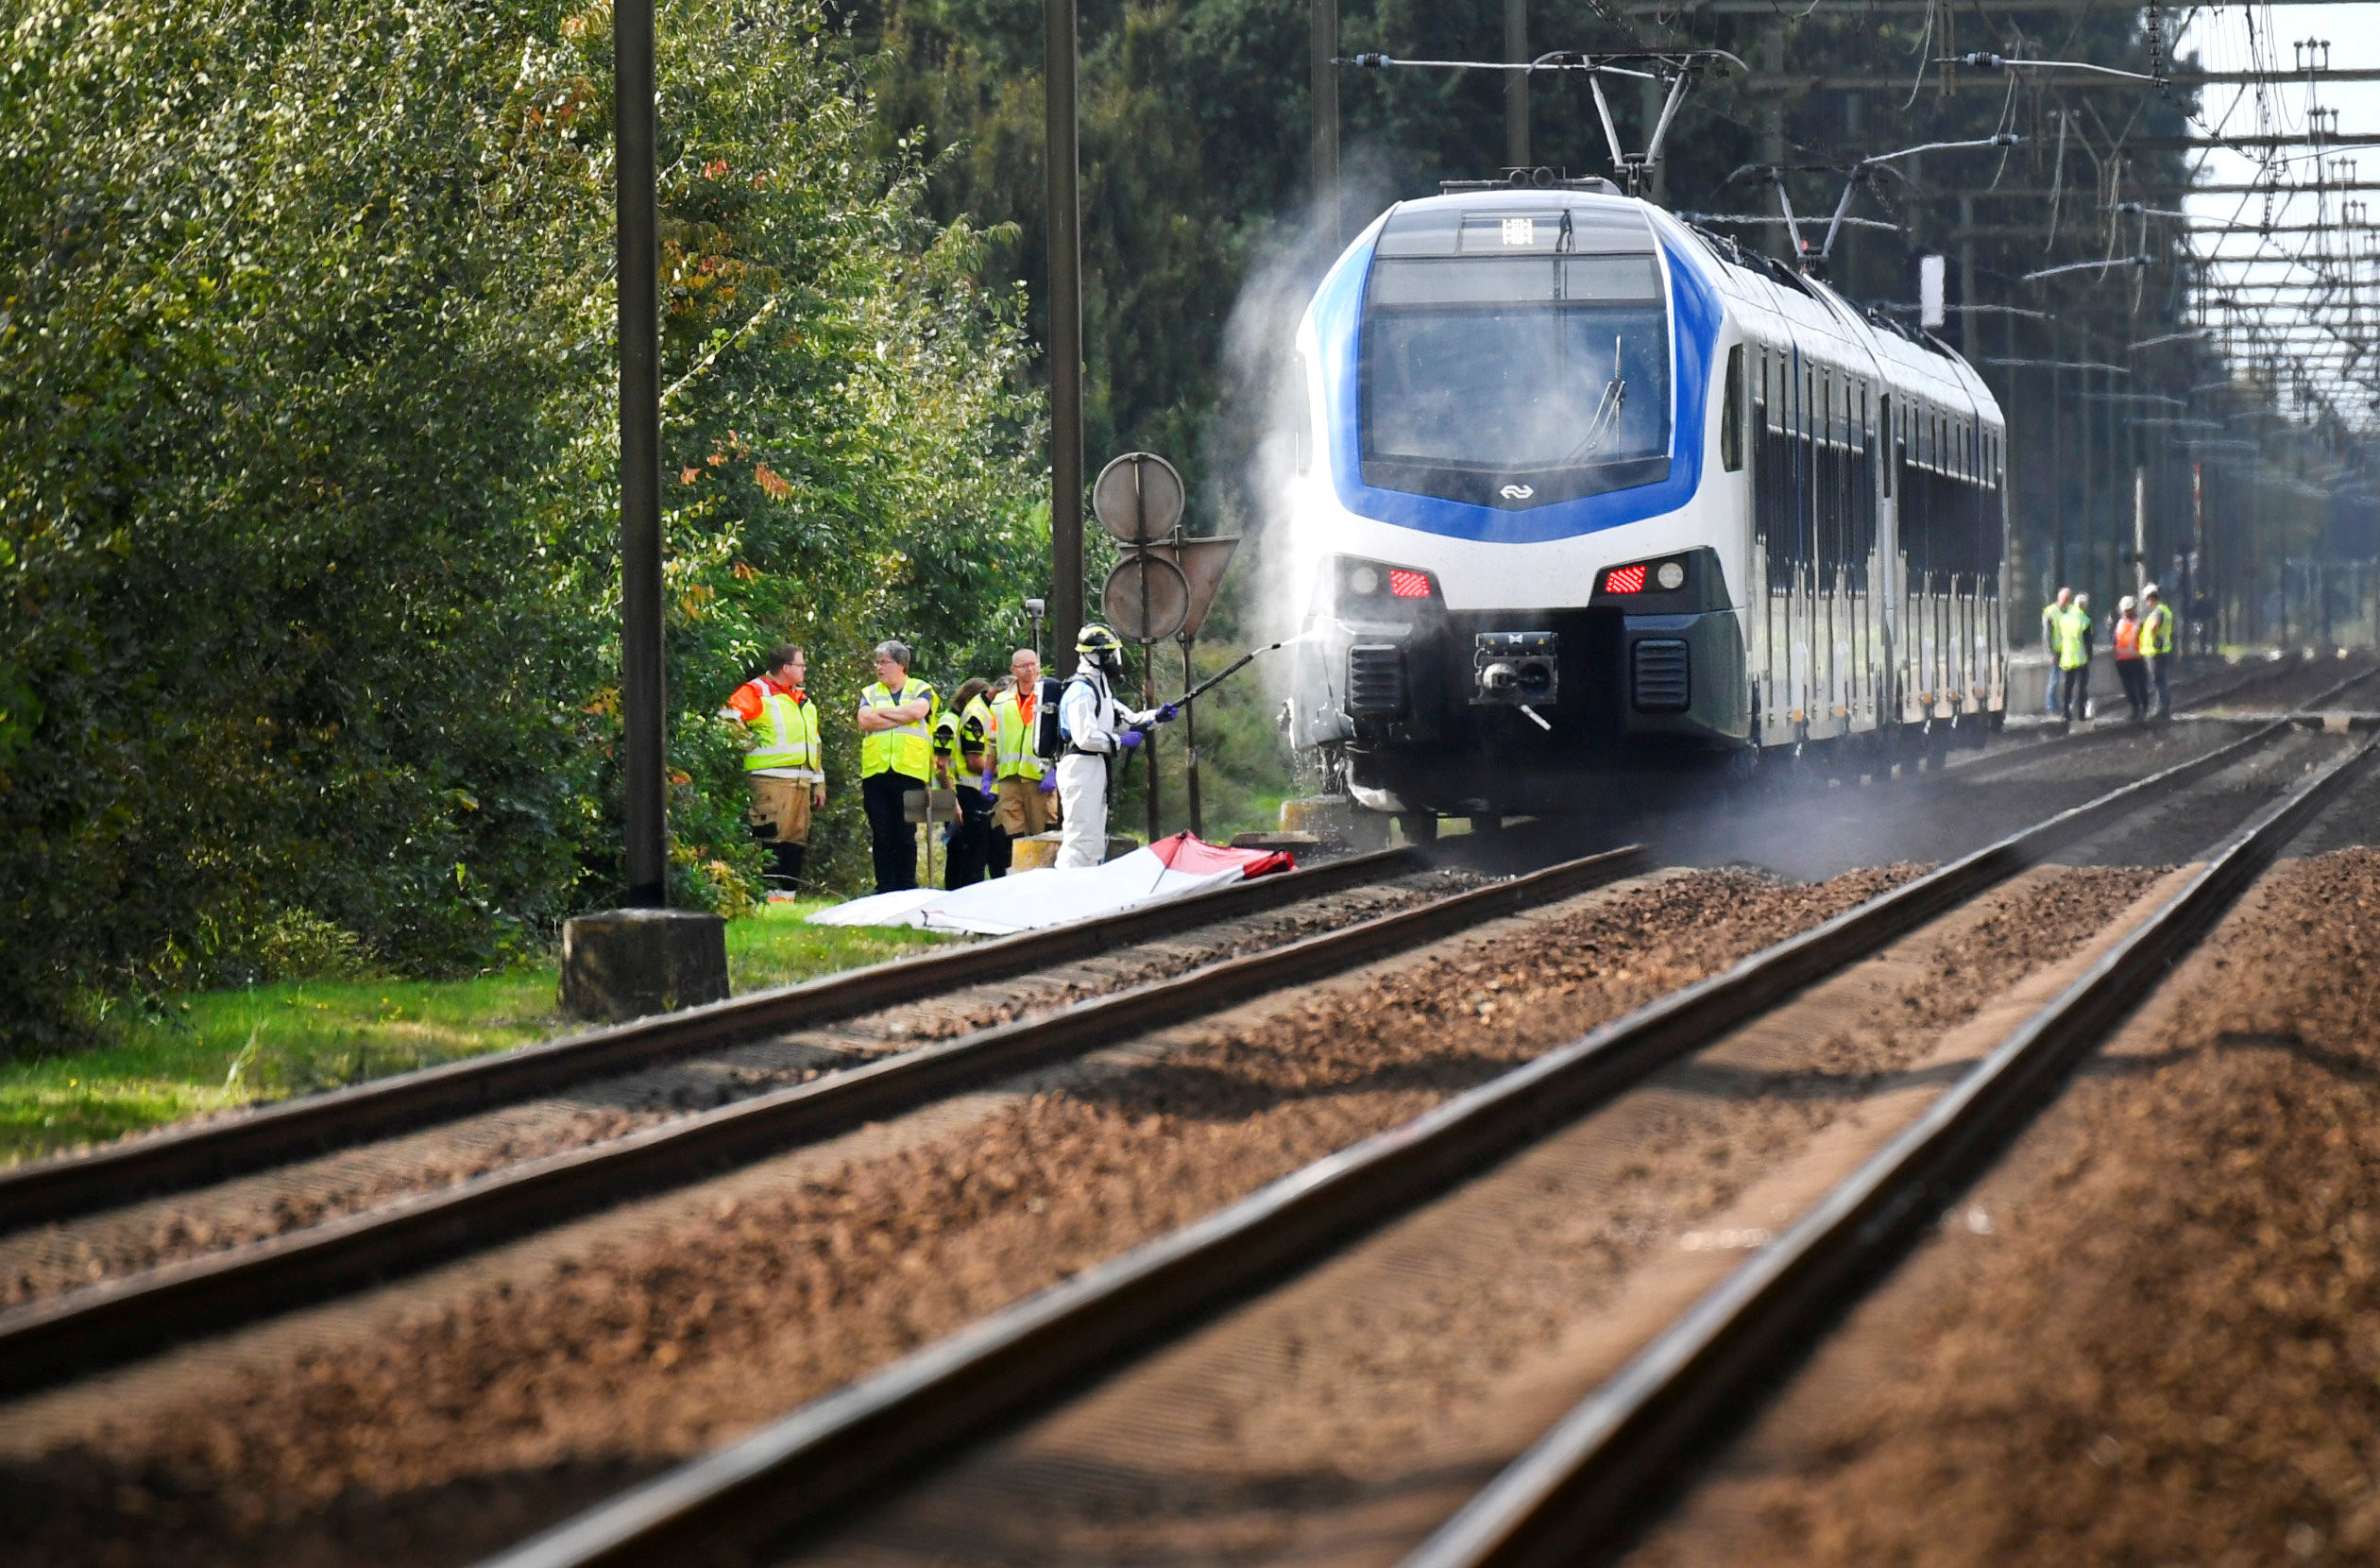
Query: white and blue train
1283 176 2009 823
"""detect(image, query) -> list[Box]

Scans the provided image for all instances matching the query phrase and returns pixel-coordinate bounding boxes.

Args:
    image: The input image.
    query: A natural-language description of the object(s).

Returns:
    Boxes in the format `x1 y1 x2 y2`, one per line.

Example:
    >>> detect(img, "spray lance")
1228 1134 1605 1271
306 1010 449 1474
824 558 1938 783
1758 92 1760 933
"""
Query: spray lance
1126 639 1287 739
1113 639 1287 793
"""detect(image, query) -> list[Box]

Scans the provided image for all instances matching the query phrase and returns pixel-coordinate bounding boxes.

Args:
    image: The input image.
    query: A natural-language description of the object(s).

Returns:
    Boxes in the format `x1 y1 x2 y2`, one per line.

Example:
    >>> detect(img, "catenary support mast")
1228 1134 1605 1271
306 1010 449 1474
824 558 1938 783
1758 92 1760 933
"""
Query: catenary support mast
1046 0 1086 648
616 0 666 907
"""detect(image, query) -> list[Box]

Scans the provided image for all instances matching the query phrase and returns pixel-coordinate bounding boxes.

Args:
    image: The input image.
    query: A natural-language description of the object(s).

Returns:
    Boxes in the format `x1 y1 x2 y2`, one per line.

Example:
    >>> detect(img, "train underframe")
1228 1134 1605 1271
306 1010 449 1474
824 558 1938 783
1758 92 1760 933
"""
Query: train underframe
1299 601 2000 822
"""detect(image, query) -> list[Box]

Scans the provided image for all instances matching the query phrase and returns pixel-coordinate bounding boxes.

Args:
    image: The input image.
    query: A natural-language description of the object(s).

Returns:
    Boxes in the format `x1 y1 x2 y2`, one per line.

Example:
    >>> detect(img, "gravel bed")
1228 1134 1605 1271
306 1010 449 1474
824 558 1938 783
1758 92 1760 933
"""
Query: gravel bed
1623 844 2380 1568
0 867 1488 1310
2203 650 2380 712
773 865 2159 1568
0 865 1914 1568
1658 720 2236 882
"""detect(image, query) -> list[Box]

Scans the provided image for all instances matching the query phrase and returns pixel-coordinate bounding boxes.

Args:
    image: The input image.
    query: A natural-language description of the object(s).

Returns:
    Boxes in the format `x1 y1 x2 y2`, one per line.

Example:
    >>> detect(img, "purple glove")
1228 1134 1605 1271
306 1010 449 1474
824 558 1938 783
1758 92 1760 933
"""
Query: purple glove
1116 729 1145 750
1155 703 1179 724
980 768 995 793
1038 771 1057 793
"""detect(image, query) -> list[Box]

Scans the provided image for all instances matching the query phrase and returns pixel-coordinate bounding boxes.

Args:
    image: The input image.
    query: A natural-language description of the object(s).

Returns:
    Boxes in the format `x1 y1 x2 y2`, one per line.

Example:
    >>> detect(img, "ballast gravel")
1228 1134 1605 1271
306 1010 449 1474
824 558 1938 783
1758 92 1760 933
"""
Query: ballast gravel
0 863 1914 1568
768 864 2166 1568
1624 845 2380 1568
0 867 1489 1309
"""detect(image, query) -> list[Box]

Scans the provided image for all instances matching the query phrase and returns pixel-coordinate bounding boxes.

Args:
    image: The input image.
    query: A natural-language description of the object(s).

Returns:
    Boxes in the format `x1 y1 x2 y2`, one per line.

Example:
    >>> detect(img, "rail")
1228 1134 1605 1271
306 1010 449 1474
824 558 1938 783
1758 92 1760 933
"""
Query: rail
0 844 1647 1399
470 716 2305 1568
1404 727 2379 1568
0 842 1435 1231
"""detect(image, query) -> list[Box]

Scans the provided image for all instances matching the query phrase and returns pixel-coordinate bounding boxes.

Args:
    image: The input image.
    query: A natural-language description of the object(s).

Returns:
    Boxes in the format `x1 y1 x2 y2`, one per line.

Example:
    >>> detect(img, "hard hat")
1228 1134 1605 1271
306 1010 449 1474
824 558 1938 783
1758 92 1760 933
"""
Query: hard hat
2143 582 2161 598
2119 595 2136 612
1076 622 1123 656
2076 592 2090 606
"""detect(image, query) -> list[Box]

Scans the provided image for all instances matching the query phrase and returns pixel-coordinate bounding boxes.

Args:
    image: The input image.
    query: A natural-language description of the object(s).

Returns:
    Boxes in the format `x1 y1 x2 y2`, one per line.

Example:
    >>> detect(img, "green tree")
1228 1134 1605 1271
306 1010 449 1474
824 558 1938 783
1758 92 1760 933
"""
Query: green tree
0 0 1042 1048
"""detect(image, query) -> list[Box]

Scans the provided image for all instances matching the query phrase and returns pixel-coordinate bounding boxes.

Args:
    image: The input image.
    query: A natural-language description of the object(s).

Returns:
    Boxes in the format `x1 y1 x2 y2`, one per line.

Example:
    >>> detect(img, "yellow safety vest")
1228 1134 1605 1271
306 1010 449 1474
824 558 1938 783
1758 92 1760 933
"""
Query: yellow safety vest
743 690 821 775
951 695 994 767
2141 602 2175 657
991 690 1045 782
2054 606 2093 671
931 698 992 770
859 679 938 780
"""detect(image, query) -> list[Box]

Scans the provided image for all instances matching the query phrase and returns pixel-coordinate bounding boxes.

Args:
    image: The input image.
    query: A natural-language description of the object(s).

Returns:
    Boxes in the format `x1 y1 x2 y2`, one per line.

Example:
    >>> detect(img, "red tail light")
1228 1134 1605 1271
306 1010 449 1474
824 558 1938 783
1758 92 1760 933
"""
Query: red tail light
1605 564 1647 594
1387 569 1432 599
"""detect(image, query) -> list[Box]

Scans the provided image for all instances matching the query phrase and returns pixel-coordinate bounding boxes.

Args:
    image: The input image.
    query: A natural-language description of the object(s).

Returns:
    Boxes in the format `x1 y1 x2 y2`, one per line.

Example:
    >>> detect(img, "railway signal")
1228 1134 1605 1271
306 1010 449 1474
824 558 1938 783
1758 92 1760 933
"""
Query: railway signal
1093 452 1242 840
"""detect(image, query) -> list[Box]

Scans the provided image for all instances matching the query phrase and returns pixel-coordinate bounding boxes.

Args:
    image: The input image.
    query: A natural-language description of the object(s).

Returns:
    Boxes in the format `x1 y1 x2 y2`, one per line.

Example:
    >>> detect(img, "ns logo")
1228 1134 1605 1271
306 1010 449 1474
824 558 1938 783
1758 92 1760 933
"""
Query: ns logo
1498 484 1536 501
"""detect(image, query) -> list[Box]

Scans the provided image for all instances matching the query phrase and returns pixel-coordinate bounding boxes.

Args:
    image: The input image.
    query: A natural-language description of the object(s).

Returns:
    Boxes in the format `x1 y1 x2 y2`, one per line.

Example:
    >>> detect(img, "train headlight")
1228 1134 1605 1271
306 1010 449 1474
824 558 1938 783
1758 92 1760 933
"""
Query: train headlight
1599 556 1691 598
1334 556 1438 608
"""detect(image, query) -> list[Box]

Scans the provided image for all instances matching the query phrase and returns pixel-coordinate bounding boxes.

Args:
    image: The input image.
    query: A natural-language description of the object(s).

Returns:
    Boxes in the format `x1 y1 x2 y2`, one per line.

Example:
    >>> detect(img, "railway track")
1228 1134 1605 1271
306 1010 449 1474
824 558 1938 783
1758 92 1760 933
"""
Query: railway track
1 841 1448 1231
1408 737 2380 1568
0 836 1648 1397
470 708 2366 1568
1930 651 2378 789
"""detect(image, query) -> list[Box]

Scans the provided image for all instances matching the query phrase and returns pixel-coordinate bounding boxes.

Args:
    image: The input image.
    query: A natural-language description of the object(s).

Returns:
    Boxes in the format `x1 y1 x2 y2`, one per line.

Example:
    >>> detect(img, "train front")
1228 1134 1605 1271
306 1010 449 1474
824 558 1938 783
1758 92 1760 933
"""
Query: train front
1283 186 1746 821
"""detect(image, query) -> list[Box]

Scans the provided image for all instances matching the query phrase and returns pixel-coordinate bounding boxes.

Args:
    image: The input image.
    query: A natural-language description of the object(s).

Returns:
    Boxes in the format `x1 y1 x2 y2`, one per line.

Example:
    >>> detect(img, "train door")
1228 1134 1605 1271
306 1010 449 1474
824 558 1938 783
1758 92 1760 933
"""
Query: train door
1849 378 1878 730
1749 342 1806 745
1878 391 1900 724
1898 401 1933 722
1973 423 2008 712
1960 417 1980 712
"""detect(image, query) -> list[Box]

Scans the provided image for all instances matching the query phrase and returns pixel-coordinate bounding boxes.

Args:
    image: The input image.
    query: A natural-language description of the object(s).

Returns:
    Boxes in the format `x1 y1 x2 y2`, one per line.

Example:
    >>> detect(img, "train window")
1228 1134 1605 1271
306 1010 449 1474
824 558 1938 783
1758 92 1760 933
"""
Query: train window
1365 255 1660 306
1721 344 1742 471
1360 253 1673 485
1878 395 1891 496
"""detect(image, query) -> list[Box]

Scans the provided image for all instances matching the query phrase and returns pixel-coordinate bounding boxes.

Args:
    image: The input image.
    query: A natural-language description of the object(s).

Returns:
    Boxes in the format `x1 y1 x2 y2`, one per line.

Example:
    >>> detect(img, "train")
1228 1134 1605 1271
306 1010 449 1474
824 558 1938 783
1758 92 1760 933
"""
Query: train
1281 173 2010 827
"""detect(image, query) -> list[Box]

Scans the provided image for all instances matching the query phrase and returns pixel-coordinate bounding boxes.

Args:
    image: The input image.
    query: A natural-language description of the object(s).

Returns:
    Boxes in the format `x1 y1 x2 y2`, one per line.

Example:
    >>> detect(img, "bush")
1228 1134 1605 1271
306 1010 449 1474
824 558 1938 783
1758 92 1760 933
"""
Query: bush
0 0 1043 1050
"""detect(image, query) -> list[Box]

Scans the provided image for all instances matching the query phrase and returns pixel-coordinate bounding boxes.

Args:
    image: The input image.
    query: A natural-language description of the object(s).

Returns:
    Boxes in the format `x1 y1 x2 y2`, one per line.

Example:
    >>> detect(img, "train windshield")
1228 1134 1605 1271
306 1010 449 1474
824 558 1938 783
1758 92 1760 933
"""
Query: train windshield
1360 252 1671 508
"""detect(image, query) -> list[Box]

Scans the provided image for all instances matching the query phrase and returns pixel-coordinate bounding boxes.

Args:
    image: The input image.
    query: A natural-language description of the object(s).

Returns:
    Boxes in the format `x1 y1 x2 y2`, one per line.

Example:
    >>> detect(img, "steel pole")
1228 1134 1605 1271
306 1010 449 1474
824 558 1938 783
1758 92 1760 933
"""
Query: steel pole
616 0 667 908
1181 639 1203 840
1045 0 1085 651
1144 654 1160 844
1504 0 1529 167
1312 0 1338 240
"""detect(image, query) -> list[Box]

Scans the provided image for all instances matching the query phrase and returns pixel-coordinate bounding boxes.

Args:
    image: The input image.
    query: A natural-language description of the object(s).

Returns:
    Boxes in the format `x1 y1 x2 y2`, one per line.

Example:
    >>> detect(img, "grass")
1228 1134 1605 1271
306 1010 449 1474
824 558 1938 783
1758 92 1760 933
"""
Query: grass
0 900 956 1167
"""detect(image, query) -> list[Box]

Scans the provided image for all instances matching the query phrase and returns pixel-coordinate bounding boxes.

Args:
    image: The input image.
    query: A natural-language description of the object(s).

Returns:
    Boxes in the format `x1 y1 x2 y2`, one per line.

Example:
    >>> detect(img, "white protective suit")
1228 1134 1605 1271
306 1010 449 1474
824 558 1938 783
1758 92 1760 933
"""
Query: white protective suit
1054 657 1154 868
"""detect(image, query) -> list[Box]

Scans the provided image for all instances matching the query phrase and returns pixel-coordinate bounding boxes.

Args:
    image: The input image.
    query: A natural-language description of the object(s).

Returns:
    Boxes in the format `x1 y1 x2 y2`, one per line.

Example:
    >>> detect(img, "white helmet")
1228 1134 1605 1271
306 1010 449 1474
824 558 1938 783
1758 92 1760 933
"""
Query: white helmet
2119 595 2137 613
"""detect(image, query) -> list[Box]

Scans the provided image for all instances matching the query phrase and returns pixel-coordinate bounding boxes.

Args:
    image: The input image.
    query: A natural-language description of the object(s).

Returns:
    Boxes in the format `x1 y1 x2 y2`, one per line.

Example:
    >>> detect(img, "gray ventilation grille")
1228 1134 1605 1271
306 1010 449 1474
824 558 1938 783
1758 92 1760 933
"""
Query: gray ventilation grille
1347 644 1407 714
1631 639 1691 712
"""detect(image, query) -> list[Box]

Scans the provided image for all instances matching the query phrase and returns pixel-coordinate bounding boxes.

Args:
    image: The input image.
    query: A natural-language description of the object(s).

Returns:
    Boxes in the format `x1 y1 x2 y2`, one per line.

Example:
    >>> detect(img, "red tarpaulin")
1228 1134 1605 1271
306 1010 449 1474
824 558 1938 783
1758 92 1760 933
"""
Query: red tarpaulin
1147 831 1297 879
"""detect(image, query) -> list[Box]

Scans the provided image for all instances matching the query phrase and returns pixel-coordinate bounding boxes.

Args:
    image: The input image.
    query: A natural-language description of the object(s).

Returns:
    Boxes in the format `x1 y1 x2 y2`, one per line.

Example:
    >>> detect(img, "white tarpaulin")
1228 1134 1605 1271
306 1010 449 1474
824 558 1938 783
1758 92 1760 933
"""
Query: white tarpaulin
806 833 1294 936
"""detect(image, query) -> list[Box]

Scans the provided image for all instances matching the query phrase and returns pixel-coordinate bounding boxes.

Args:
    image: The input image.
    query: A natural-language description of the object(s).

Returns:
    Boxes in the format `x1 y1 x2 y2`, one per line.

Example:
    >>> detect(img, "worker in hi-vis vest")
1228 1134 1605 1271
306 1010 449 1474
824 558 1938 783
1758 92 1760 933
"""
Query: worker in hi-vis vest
987 648 1051 877
2040 586 2072 716
2141 582 2176 718
856 639 939 894
720 643 823 890
933 676 997 888
2055 593 2095 724
1054 624 1175 869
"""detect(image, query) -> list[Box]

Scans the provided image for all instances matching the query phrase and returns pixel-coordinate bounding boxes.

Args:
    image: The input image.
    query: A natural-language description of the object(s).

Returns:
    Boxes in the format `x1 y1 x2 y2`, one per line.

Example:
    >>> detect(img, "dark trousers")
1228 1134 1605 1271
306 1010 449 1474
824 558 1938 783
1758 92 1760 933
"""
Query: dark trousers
2059 664 2092 722
2116 657 2150 719
764 840 807 887
862 771 922 893
987 826 1012 878
2149 653 2172 716
944 784 993 889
